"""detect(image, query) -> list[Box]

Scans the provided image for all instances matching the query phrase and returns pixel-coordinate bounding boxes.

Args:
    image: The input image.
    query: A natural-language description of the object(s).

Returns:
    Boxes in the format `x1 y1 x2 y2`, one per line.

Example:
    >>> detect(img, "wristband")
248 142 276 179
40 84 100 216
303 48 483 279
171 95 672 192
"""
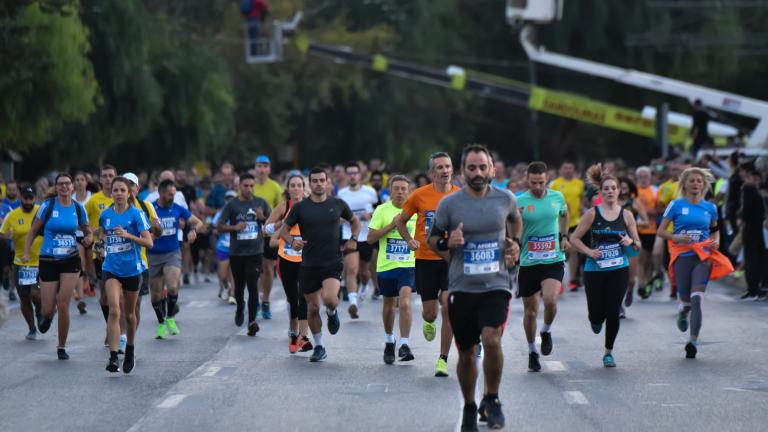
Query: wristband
350 235 358 242
437 237 449 251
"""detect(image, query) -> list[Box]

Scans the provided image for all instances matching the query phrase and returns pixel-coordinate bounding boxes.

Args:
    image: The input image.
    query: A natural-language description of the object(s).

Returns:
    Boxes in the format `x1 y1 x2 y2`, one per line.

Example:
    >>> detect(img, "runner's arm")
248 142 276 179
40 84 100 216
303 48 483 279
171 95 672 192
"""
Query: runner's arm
426 226 451 261
568 209 597 257
394 211 415 243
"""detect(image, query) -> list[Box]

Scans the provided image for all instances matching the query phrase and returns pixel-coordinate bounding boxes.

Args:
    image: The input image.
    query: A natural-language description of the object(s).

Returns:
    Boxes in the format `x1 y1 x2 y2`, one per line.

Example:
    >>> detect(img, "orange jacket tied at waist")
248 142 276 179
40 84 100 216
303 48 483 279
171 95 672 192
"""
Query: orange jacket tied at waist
667 240 734 289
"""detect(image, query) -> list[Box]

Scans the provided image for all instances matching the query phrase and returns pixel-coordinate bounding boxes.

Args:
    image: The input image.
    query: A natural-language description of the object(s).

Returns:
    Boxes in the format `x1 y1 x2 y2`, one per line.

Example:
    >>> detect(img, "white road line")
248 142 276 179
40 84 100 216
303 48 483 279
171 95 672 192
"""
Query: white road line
202 366 222 377
186 301 209 308
544 361 566 372
724 387 749 392
563 391 589 405
156 394 188 409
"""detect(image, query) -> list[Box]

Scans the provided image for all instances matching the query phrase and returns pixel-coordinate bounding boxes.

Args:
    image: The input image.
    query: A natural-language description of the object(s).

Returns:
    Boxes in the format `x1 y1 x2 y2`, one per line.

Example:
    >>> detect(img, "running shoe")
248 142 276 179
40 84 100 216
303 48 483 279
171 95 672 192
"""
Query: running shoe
383 342 396 364
371 288 380 300
123 345 135 374
217 287 225 300
591 322 602 334
289 334 299 354
166 318 180 336
653 275 664 291
481 395 505 430
119 334 127 353
348 304 359 319
183 274 190 285
235 307 244 327
38 316 52 334
26 329 37 340
624 288 633 307
247 320 259 336
739 291 756 300
528 352 541 372
398 344 414 361
619 307 626 319
478 398 487 422
540 331 553 356
155 322 167 339
77 301 87 315
461 403 479 432
228 296 236 305
57 348 69 360
299 336 313 352
685 342 697 359
603 353 616 368
435 357 449 377
309 345 327 362
568 280 580 292
676 310 689 332
327 310 341 335
9 289 17 301
261 303 272 320
638 282 652 299
422 321 437 342
106 354 120 372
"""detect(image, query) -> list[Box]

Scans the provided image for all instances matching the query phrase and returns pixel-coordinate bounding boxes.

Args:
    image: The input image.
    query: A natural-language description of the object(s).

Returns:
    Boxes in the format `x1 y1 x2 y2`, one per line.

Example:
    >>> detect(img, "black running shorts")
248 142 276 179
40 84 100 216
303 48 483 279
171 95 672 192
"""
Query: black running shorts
448 290 511 351
517 262 564 298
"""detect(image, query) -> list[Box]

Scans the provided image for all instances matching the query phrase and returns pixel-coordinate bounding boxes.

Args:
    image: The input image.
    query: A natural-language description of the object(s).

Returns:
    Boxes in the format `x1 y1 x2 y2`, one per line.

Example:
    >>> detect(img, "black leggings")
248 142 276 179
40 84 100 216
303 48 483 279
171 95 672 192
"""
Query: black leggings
584 267 628 350
230 255 261 322
278 257 307 321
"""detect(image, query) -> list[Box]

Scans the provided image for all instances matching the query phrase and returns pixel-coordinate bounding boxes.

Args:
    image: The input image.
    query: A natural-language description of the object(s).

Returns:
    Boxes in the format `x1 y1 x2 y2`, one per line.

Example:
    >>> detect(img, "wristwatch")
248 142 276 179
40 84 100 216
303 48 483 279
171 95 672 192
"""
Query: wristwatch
349 235 358 242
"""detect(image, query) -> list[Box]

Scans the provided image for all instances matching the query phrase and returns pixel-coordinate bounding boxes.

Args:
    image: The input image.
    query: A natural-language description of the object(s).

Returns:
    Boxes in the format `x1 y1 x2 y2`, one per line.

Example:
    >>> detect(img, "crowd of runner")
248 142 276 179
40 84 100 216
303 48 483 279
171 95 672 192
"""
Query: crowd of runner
3 145 763 431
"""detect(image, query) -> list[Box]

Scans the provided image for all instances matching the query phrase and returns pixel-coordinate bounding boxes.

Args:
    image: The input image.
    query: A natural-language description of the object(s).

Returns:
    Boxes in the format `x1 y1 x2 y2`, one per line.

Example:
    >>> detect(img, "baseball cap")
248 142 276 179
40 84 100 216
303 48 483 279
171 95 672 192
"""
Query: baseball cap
225 190 237 198
255 155 271 164
21 186 35 198
123 172 140 186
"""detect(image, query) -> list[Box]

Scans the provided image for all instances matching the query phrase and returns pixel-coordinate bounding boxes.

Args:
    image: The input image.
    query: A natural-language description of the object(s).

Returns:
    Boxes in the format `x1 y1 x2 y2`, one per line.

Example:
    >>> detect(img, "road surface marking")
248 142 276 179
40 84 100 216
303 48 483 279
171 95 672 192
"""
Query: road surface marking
564 391 589 405
157 394 187 409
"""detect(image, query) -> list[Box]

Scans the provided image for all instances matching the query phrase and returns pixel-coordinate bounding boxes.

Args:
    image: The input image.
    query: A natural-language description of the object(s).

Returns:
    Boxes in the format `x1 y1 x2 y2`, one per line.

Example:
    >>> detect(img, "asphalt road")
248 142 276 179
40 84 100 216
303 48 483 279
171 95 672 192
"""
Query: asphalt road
1 274 767 432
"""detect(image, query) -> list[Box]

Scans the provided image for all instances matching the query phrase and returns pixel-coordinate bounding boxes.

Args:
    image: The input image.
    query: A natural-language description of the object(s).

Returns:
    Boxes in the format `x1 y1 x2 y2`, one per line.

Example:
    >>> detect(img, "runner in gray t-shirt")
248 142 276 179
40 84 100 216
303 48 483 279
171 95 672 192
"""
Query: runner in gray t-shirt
427 144 520 432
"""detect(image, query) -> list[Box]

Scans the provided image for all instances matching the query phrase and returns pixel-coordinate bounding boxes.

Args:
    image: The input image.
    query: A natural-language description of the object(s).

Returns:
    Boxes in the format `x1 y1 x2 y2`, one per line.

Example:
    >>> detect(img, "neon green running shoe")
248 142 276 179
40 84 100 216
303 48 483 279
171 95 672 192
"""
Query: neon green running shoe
423 321 437 342
155 322 167 339
435 357 449 377
167 318 180 336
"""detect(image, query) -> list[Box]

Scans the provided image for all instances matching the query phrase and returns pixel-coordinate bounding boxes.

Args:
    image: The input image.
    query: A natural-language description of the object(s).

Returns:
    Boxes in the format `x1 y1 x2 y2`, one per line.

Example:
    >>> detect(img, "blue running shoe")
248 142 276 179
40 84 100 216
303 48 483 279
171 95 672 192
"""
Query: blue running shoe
603 353 616 368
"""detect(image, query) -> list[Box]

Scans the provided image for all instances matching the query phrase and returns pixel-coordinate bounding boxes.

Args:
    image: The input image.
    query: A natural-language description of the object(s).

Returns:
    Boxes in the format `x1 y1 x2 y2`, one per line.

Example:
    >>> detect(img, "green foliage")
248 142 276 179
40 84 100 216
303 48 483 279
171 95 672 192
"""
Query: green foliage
0 0 98 150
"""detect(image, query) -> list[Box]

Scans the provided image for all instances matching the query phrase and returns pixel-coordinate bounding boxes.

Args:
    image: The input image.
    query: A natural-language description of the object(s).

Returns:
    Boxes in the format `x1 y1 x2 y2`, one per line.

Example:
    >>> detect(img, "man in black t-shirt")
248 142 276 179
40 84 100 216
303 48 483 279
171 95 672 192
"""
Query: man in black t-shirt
280 168 361 362
691 99 711 157
217 173 271 336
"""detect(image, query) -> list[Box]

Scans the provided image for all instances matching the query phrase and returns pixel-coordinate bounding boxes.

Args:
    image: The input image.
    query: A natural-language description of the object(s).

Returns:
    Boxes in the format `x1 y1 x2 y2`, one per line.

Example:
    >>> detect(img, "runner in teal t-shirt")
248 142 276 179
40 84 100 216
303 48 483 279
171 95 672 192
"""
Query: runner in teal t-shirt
512 162 571 373
516 189 568 267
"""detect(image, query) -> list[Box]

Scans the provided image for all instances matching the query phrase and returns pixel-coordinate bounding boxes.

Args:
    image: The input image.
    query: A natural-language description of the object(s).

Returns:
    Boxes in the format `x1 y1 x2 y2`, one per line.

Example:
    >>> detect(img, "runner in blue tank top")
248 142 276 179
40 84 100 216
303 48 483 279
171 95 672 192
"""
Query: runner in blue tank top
99 177 153 373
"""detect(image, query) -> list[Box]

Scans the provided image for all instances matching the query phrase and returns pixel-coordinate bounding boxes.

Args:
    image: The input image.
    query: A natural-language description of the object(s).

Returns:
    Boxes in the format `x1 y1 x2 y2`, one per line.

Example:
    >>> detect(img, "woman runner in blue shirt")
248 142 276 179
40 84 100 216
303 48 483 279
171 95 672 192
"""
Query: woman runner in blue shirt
99 177 153 373
23 173 92 360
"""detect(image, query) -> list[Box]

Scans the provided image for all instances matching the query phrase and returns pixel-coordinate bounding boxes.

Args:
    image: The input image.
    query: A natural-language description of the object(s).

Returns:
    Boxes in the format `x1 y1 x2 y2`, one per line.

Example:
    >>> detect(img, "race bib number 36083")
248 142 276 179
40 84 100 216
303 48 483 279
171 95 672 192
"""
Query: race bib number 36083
463 240 500 275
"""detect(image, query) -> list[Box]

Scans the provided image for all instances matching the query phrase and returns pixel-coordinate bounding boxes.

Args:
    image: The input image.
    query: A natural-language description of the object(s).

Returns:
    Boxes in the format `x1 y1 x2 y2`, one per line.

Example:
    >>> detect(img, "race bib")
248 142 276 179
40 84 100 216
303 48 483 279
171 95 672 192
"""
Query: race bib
106 236 132 254
18 266 38 286
680 229 703 242
596 243 624 269
424 211 435 236
161 217 177 237
463 240 500 275
527 235 556 260
283 236 303 257
237 221 259 241
52 234 76 256
385 238 410 262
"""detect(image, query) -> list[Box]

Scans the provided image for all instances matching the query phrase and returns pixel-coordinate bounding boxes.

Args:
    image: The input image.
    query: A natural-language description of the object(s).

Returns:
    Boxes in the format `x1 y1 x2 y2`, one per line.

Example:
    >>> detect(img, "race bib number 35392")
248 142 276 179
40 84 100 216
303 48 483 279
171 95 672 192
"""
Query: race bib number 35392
527 235 556 261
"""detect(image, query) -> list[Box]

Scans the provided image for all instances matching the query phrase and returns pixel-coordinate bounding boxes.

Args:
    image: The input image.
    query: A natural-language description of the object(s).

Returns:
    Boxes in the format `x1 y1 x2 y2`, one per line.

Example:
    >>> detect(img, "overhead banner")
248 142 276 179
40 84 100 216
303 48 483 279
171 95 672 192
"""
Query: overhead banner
528 86 689 144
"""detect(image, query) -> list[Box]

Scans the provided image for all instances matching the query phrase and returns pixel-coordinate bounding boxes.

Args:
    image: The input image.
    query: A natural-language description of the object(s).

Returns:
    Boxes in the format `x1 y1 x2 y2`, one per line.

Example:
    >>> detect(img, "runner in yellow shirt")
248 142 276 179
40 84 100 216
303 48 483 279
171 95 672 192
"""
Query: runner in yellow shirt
651 162 681 297
253 155 284 320
549 161 585 291
0 186 42 340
